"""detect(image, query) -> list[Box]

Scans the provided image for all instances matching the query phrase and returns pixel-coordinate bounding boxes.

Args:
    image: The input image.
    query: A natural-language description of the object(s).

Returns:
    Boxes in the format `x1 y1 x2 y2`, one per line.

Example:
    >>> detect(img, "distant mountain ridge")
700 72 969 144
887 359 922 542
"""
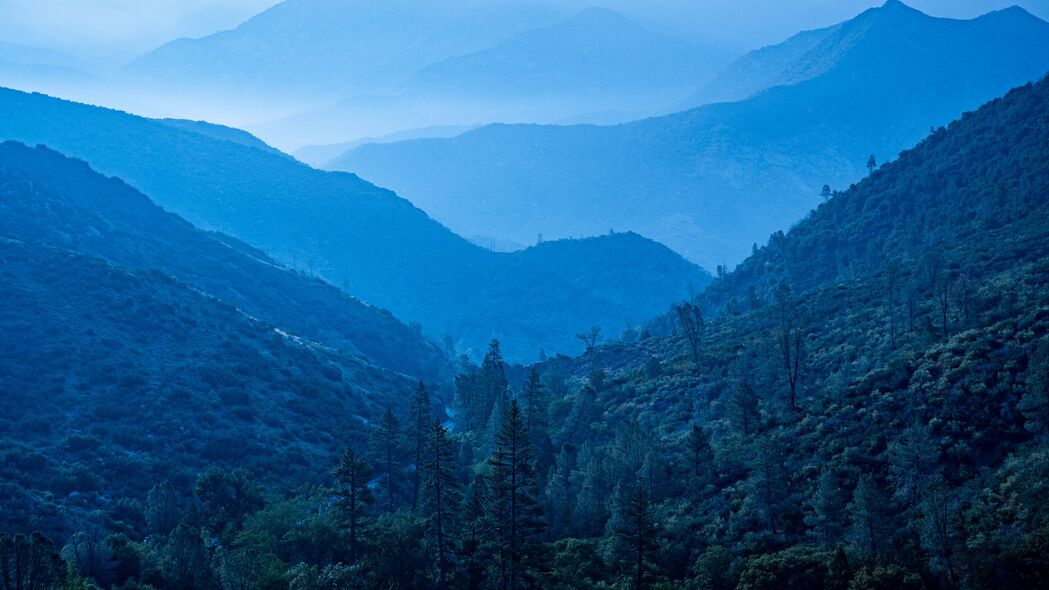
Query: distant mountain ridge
330 1 1049 271
0 87 710 360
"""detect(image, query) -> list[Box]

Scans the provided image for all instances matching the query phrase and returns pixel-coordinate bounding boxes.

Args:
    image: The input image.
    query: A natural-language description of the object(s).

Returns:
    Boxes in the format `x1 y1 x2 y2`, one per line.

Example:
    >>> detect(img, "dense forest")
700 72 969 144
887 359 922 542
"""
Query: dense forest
3 47 1049 590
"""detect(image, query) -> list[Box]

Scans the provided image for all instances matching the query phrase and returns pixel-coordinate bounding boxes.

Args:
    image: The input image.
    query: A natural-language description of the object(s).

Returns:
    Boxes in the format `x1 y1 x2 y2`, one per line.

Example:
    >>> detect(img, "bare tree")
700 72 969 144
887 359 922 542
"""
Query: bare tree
775 284 805 411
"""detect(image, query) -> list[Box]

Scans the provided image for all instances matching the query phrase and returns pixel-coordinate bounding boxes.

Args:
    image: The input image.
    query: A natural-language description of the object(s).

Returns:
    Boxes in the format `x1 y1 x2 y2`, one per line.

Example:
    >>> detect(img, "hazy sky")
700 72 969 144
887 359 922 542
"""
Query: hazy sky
1 0 1047 62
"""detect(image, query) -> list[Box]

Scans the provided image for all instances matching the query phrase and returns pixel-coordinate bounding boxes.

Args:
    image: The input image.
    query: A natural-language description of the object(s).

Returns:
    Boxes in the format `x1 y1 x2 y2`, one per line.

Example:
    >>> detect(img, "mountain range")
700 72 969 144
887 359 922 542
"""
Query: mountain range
329 1 1049 271
0 87 709 361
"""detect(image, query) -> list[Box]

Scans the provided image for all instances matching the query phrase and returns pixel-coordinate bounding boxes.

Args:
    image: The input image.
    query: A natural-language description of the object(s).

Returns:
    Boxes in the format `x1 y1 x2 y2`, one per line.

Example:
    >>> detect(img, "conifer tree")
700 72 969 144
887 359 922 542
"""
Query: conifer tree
730 381 761 436
611 480 659 590
372 406 402 512
683 424 715 493
846 474 891 562
423 421 463 590
522 368 554 476
460 476 490 590
408 381 432 511
806 467 846 549
486 400 547 588
333 447 373 560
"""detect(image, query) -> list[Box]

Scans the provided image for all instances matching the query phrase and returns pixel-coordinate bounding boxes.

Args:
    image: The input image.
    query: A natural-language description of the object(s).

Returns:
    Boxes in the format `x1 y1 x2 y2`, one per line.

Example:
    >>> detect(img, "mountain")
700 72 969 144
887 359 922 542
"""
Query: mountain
0 87 710 360
330 2 1049 271
123 0 569 98
0 141 447 380
0 142 447 538
248 5 730 148
402 7 724 106
511 74 1049 589
0 233 417 539
7 74 1049 590
670 23 838 110
293 124 477 167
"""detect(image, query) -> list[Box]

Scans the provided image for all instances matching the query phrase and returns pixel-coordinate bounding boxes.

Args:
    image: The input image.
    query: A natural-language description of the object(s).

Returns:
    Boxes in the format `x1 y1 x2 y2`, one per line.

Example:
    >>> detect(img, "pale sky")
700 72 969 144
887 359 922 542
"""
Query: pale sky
1 0 1046 63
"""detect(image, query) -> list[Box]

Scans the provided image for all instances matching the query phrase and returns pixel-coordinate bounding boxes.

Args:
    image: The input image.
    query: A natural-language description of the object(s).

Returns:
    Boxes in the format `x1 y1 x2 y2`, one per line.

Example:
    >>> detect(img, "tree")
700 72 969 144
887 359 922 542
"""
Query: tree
920 480 958 588
486 400 547 589
459 476 490 590
746 433 790 537
887 422 939 507
193 468 264 538
675 302 705 369
576 326 602 372
372 406 403 513
611 480 660 590
774 284 805 411
145 480 181 536
683 425 715 494
423 421 463 590
806 467 846 549
0 531 67 590
408 381 432 512
730 381 761 436
821 185 833 202
846 475 891 562
522 368 554 475
333 447 373 560
867 154 877 174
1020 339 1049 435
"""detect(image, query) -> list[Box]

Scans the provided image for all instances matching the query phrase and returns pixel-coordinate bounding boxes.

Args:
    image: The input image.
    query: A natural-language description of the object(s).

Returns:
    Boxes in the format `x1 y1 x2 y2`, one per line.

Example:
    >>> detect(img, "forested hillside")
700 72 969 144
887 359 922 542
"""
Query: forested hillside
0 87 709 360
4 71 1047 590
0 141 448 380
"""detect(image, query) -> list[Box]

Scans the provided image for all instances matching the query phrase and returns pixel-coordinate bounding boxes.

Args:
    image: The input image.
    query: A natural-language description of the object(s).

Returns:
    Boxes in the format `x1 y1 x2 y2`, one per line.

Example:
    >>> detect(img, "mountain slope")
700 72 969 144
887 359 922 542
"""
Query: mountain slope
0 234 418 539
403 7 723 104
671 23 838 110
0 87 709 360
511 73 1049 590
331 2 1049 271
123 0 568 98
0 141 447 380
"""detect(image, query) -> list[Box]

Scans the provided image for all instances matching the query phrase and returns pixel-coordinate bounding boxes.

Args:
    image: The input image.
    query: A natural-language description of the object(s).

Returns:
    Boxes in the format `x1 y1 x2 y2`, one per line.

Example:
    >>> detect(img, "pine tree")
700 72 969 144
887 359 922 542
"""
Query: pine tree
486 400 547 588
543 446 575 538
522 368 554 476
846 474 891 562
372 406 402 512
730 381 761 436
571 443 608 537
423 421 463 590
611 480 659 590
408 381 432 512
747 433 789 537
806 467 846 549
683 424 715 494
333 447 374 560
460 476 490 590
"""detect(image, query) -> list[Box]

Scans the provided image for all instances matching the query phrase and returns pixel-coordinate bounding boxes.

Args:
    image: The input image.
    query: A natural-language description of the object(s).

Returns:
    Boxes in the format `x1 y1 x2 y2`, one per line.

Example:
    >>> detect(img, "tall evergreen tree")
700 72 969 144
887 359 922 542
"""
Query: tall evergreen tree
423 421 463 590
683 424 715 494
522 368 554 476
730 381 761 436
333 447 374 560
460 476 490 590
372 406 403 513
847 474 892 562
408 381 432 512
806 467 846 549
611 480 660 590
486 400 547 589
